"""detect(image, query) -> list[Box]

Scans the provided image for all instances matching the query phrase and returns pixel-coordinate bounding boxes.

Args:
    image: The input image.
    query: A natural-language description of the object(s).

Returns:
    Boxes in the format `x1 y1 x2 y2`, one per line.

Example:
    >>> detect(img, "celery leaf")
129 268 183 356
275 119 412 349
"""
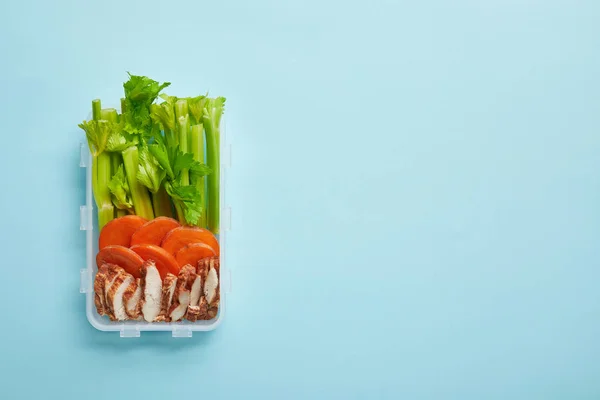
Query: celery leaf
122 73 170 134
78 119 114 156
107 165 133 210
137 145 166 193
165 181 203 225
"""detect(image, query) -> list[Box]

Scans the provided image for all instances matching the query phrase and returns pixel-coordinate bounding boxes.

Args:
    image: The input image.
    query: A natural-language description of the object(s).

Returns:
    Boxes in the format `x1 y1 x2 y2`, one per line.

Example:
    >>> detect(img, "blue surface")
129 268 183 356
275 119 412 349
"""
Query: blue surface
1 0 599 398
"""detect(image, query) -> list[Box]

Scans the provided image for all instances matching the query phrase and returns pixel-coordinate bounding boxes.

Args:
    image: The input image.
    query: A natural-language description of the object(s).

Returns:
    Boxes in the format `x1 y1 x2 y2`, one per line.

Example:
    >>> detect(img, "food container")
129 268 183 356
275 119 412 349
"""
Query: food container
78 111 232 338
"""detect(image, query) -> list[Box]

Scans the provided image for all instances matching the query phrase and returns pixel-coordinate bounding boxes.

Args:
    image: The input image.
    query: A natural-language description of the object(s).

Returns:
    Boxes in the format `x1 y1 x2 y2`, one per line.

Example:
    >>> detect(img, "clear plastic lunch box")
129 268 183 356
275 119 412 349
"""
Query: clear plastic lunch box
78 113 232 338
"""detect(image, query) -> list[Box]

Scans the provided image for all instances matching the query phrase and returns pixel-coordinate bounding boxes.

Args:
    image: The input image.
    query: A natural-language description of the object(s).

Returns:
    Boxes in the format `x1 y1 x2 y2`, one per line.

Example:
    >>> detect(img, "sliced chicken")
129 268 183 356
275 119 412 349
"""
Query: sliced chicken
186 273 203 321
107 271 135 321
169 264 195 322
94 259 223 322
204 266 219 305
103 266 126 309
196 256 220 320
155 273 177 322
196 296 219 320
124 278 142 320
93 264 124 316
186 305 201 322
197 256 220 278
140 261 162 322
93 264 111 316
189 274 202 307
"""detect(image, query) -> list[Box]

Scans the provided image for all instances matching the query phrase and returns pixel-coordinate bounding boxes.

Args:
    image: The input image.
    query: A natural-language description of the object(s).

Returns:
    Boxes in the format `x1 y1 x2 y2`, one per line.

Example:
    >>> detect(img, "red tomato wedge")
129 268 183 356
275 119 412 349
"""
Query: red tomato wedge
130 217 181 247
130 244 180 278
161 227 220 256
96 245 144 278
175 243 216 268
99 215 147 250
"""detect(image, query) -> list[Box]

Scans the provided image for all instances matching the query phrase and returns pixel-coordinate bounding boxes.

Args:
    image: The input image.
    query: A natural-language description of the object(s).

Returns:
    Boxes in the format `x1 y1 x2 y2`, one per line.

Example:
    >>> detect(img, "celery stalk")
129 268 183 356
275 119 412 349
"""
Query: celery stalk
152 185 173 218
122 147 154 220
137 143 170 218
204 122 219 233
101 108 121 194
178 116 190 186
115 103 126 218
203 97 225 234
101 108 118 121
86 99 115 230
91 99 101 211
166 128 177 150
175 99 189 120
174 202 185 224
150 102 177 149
176 98 190 189
96 152 114 228
108 148 127 217
110 154 121 178
92 99 101 120
190 124 206 227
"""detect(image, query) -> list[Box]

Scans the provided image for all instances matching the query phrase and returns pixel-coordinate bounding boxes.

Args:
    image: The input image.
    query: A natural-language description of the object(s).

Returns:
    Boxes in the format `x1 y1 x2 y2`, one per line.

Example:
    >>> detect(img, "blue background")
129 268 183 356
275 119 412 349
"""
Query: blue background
0 0 599 398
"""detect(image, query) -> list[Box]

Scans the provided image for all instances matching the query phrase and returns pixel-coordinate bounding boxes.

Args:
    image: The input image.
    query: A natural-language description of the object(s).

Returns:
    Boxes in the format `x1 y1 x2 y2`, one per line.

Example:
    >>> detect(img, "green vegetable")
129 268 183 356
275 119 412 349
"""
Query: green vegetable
118 73 173 220
78 106 116 230
106 132 138 152
107 165 133 212
150 94 178 149
81 73 223 232
100 108 118 121
137 144 165 194
137 143 172 218
175 100 190 187
165 181 203 226
190 124 206 226
92 99 101 121
147 138 211 225
122 73 170 135
100 108 130 218
147 142 174 179
203 97 226 234
187 95 207 125
122 146 154 220
100 108 124 215
154 186 173 218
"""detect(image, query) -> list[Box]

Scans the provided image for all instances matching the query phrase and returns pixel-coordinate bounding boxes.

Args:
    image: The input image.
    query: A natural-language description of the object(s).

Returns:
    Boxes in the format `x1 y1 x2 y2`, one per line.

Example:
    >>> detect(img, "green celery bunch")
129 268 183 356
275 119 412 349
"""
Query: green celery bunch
149 94 212 225
143 128 212 225
117 73 173 220
81 73 223 232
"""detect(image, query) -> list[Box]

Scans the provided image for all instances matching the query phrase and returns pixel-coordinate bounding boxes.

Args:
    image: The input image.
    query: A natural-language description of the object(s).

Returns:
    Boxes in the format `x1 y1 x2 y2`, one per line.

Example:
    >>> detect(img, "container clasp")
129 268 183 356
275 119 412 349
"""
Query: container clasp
172 326 192 338
120 326 141 338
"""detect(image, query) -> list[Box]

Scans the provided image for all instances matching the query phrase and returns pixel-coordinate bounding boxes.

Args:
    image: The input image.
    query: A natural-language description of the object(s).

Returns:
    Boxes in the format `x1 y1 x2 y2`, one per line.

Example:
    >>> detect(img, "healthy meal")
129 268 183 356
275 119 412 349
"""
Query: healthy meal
80 74 225 322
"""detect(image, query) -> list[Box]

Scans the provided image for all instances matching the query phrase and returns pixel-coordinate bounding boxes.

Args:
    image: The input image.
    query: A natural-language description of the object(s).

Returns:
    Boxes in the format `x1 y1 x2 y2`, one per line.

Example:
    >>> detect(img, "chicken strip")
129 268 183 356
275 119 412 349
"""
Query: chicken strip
169 264 195 322
124 278 142 320
154 273 177 322
140 261 162 322
107 271 135 321
93 264 124 316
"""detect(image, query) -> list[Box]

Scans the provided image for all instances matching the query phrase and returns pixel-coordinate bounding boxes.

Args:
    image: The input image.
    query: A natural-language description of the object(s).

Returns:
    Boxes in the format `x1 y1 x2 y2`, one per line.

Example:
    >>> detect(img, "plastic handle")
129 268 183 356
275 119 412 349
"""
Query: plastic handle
120 327 141 338
79 143 87 167
172 326 192 338
80 269 88 294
